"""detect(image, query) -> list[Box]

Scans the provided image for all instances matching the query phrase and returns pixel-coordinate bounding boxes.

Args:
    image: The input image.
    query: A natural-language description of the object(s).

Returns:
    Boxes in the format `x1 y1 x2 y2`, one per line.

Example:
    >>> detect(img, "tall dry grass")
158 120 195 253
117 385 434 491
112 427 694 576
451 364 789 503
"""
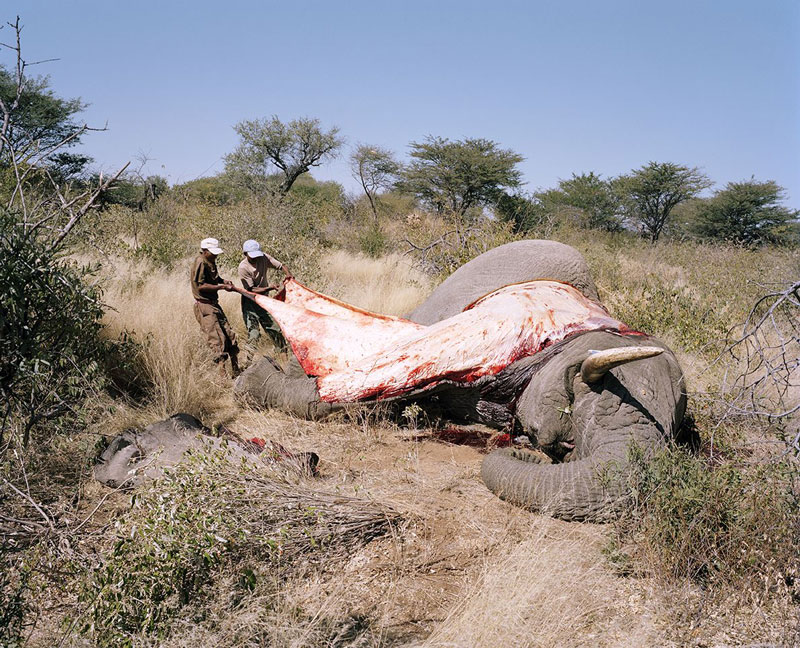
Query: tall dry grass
319 250 432 315
100 257 239 431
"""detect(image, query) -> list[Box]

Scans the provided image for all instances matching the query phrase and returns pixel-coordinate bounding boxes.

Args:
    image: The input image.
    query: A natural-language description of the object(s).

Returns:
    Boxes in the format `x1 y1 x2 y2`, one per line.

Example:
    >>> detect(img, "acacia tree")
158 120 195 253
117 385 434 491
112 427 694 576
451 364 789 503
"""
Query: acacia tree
350 144 400 222
694 179 798 246
0 17 98 189
554 172 622 231
0 71 90 184
398 136 523 219
224 116 343 197
617 161 711 242
495 191 543 233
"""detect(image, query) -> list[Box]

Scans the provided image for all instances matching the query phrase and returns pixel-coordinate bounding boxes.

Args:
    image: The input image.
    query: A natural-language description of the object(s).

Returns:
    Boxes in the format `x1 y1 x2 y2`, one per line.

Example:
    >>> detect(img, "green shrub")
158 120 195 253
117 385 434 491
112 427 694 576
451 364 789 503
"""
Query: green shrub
404 215 519 278
79 452 400 647
173 174 248 206
81 455 238 645
0 211 108 449
610 441 799 602
113 192 331 281
358 222 388 258
606 273 729 353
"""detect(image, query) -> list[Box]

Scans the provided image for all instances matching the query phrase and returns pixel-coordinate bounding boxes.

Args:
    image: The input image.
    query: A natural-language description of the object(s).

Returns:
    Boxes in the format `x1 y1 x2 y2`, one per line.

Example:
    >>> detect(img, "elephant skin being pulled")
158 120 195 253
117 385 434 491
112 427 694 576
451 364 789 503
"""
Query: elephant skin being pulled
234 240 686 522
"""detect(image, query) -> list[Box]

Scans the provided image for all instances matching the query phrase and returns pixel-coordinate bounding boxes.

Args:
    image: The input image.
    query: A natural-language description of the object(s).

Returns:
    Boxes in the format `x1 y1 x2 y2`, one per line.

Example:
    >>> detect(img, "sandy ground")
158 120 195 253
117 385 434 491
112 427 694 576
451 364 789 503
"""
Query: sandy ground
222 407 671 647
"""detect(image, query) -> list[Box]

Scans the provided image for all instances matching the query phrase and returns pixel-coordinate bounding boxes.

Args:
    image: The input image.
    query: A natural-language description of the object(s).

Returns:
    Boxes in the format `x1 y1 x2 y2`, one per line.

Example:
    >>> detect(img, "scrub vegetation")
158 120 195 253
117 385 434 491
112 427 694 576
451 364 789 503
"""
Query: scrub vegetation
2 19 799 648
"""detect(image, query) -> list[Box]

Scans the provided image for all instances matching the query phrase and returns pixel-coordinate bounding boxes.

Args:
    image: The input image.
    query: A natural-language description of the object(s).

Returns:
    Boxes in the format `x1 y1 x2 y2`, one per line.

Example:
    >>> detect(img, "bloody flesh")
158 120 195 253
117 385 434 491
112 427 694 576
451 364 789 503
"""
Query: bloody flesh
248 279 635 403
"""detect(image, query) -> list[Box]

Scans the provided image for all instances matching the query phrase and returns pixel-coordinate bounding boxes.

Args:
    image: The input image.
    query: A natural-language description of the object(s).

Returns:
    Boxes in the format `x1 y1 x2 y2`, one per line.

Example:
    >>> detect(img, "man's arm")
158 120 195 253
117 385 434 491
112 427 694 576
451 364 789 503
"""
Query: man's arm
198 281 233 293
240 271 273 295
196 262 232 295
249 285 277 295
265 253 293 279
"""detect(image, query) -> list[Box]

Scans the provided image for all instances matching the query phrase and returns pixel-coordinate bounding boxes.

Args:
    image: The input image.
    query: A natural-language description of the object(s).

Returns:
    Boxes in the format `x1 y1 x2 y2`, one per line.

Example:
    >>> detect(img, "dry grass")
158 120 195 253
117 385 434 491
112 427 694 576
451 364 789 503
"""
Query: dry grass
319 250 432 315
98 250 431 433
422 527 659 648
37 243 795 648
100 256 240 431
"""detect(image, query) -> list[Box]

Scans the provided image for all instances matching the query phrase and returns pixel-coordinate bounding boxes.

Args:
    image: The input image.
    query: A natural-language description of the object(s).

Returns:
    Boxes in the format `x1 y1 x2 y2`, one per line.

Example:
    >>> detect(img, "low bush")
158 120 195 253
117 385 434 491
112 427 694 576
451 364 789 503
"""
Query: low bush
0 210 108 450
78 452 401 647
358 221 388 258
403 213 519 278
609 438 799 604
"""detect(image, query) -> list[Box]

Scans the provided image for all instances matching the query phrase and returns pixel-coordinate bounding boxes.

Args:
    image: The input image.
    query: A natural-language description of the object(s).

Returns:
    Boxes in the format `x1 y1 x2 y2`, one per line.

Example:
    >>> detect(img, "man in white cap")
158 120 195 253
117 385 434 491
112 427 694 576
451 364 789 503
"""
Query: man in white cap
238 239 292 357
190 237 240 376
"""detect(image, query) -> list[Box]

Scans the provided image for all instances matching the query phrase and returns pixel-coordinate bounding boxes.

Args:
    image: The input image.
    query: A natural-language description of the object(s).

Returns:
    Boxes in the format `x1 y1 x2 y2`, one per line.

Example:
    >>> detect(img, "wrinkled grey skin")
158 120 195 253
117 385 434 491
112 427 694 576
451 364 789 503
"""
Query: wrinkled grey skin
235 240 687 521
94 413 258 488
482 331 685 521
409 239 600 324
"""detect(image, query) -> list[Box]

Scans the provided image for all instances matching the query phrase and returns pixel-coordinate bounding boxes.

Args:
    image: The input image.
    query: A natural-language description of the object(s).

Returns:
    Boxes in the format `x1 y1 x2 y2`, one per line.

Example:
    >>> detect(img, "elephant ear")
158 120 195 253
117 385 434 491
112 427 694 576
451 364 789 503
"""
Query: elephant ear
579 346 664 383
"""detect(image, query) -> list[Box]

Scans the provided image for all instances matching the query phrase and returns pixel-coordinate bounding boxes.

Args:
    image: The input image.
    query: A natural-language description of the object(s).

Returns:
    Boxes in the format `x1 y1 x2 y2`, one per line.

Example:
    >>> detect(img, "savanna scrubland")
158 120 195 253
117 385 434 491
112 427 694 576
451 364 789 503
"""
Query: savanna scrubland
6 194 799 647
2 23 800 647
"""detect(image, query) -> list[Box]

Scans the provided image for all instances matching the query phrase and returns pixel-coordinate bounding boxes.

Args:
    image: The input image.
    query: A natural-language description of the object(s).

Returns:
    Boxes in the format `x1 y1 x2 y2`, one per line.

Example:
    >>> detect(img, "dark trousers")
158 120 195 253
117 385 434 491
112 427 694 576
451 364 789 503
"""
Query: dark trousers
241 297 286 353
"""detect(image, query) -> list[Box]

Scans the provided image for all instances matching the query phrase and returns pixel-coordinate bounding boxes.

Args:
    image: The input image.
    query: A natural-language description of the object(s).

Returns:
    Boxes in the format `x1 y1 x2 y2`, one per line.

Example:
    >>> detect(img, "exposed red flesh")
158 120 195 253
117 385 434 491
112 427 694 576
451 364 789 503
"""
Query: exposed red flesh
246 279 637 403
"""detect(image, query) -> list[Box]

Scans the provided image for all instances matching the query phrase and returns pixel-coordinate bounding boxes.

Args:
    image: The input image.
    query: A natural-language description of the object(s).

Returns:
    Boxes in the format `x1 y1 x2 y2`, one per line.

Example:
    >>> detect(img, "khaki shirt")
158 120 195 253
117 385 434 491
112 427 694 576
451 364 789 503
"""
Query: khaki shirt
190 254 223 303
238 254 283 291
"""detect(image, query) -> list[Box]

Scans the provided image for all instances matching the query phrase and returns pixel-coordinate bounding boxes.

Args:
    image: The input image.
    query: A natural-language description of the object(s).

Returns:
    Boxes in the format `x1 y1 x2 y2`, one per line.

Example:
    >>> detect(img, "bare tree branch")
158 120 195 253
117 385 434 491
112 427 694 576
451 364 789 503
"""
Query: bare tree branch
698 279 800 454
49 162 129 250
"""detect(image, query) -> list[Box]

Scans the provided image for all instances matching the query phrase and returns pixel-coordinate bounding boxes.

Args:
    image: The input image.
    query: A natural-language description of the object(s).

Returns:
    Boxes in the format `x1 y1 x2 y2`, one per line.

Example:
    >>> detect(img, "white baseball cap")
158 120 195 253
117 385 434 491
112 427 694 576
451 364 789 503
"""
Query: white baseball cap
200 237 223 255
242 239 265 258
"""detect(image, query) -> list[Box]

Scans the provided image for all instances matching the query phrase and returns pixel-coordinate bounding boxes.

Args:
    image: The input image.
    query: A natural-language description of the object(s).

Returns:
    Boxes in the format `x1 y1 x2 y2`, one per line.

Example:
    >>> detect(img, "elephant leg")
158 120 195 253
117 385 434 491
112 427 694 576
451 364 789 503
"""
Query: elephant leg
234 356 334 420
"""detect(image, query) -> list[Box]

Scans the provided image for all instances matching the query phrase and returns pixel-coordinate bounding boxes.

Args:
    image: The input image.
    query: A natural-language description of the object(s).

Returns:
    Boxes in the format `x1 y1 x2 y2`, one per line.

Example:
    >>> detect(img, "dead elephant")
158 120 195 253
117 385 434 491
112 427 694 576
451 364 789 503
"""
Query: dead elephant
234 240 686 521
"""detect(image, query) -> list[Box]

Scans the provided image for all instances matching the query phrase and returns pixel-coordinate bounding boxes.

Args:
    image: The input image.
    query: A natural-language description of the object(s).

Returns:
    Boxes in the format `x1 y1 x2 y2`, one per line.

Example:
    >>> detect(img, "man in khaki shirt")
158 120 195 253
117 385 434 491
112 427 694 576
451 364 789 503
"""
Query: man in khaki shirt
190 237 240 376
238 239 292 356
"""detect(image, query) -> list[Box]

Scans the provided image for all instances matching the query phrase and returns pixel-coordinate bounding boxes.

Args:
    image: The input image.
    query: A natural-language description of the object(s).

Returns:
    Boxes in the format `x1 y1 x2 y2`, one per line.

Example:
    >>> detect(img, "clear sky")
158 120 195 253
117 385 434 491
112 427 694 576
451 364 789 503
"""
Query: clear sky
9 0 800 206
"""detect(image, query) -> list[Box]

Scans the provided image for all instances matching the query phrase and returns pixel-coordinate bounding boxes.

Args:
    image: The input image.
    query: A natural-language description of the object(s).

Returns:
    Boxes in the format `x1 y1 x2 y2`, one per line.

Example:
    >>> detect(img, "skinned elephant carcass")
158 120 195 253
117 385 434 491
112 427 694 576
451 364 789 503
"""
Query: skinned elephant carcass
234 240 686 521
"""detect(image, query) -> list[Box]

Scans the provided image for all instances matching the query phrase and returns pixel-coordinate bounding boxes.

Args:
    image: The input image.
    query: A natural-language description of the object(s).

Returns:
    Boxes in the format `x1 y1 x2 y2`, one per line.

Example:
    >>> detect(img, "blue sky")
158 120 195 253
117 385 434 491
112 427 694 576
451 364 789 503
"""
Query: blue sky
9 1 800 206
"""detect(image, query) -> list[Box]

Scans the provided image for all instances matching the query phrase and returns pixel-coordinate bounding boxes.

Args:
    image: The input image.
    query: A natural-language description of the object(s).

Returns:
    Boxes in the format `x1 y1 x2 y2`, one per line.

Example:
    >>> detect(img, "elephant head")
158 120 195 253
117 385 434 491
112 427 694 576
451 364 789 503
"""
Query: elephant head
481 330 686 521
94 413 319 488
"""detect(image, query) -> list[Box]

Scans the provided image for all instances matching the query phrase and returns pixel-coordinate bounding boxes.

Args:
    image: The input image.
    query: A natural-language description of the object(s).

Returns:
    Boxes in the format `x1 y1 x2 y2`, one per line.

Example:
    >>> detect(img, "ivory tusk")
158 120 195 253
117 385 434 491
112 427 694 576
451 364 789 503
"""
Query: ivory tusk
580 346 664 383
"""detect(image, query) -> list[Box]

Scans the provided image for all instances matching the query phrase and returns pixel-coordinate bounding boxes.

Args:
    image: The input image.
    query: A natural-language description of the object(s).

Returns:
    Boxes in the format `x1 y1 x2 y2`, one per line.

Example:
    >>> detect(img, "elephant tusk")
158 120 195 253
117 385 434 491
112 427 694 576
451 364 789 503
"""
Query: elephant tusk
580 346 664 383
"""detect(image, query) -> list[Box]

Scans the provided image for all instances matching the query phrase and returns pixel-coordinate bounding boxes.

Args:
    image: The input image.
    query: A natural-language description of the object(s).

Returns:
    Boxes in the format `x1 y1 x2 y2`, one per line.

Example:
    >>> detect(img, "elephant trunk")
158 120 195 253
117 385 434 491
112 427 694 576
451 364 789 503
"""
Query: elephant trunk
480 444 632 522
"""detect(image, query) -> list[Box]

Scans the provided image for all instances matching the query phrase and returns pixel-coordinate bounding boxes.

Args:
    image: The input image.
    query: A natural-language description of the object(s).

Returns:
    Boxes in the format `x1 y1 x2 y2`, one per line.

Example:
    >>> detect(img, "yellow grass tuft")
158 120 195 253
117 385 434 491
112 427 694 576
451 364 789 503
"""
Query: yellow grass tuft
319 250 432 316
